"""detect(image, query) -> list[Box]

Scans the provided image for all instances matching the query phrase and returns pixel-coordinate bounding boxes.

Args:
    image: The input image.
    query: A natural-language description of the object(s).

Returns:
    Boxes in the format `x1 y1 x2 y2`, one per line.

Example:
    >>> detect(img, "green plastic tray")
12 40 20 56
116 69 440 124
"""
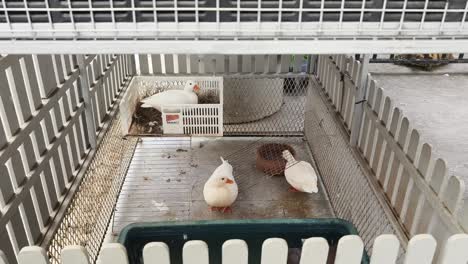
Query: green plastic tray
118 218 369 264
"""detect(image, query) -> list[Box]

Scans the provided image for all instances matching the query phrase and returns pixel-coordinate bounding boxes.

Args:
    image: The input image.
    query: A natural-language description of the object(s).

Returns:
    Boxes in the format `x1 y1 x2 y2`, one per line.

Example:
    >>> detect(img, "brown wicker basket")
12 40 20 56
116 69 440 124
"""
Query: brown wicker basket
256 143 296 176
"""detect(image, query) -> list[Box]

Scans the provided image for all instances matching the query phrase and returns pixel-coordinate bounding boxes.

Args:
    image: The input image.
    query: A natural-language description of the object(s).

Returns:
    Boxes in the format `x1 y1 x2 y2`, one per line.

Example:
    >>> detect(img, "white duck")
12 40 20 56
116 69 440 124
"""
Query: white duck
140 80 199 112
203 157 238 213
282 150 318 193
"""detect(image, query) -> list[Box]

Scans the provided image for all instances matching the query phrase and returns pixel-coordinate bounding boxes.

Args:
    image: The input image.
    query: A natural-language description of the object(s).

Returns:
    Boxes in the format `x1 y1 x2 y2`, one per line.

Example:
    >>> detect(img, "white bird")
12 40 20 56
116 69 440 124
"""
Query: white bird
203 157 238 213
140 80 199 112
282 150 318 193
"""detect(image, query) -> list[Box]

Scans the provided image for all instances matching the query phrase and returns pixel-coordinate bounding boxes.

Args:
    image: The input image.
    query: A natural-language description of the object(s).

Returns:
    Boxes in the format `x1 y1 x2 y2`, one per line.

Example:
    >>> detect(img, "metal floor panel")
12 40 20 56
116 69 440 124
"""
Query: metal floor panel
112 136 333 235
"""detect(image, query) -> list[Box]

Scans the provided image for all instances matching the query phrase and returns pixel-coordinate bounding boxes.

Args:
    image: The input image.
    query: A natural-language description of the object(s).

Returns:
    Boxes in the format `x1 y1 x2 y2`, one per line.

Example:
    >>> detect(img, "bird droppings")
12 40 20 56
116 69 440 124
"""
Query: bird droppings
143 176 150 181
179 170 187 175
151 201 169 211
199 143 205 148
166 179 171 183
176 179 182 182
176 148 188 152
190 163 199 168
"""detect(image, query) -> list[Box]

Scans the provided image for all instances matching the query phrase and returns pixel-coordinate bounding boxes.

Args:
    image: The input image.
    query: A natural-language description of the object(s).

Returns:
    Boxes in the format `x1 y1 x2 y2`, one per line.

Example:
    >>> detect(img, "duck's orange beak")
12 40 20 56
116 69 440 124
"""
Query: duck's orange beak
193 84 200 92
226 179 234 184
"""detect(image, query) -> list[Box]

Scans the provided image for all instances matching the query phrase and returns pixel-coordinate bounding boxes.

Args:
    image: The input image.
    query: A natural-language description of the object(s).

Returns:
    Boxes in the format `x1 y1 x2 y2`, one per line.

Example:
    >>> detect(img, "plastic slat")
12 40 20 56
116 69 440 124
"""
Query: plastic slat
10 209 30 249
267 55 278 73
334 235 364 264
54 55 66 84
261 238 288 264
370 235 400 264
299 237 329 264
58 142 74 183
441 176 465 214
143 242 170 264
164 54 174 74
0 164 15 208
440 234 468 264
9 60 33 122
396 130 420 216
385 117 408 197
279 55 290 73
0 114 8 150
21 192 42 243
0 250 8 264
36 55 58 98
364 88 383 159
377 107 401 182
404 235 436 264
460 202 468 230
429 158 448 195
222 239 248 264
22 56 42 111
254 55 266 73
0 226 15 264
183 241 209 264
31 181 51 228
241 55 253 73
42 166 60 208
370 96 392 172
61 246 90 264
18 246 49 264
100 244 128 264
357 81 375 150
410 144 433 235
138 55 149 74
151 54 163 74
0 71 21 136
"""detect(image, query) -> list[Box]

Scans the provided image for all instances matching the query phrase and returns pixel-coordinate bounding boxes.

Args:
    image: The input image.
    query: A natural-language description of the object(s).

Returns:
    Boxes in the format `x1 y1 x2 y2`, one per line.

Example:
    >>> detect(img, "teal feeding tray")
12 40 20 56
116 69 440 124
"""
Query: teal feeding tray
118 218 369 264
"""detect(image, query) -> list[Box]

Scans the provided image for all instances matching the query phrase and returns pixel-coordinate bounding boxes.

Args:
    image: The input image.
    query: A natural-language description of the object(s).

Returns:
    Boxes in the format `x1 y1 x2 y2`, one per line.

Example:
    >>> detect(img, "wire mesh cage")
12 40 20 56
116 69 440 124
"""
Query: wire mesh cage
224 74 309 136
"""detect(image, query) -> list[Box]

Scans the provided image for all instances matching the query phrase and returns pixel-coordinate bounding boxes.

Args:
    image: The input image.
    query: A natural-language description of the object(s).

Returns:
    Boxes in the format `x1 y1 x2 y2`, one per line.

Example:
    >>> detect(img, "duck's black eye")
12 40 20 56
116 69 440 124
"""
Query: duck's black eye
221 177 225 181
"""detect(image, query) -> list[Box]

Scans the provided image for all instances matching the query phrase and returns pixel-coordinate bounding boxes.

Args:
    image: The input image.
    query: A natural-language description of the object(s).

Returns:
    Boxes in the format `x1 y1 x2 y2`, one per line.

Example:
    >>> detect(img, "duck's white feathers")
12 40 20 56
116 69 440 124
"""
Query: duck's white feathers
203 157 238 208
283 150 318 193
140 90 198 112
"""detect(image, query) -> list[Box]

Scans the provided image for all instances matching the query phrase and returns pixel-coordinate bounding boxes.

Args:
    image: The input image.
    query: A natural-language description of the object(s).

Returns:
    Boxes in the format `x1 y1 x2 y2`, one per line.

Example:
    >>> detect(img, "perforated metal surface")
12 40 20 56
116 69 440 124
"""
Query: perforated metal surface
47 116 138 264
112 136 333 235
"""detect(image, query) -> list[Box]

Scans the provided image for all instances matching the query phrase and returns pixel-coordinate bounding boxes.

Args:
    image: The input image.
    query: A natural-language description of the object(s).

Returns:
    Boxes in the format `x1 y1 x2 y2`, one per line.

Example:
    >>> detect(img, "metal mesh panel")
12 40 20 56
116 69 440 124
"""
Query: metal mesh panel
223 74 309 136
46 115 138 264
304 78 405 259
1 0 467 41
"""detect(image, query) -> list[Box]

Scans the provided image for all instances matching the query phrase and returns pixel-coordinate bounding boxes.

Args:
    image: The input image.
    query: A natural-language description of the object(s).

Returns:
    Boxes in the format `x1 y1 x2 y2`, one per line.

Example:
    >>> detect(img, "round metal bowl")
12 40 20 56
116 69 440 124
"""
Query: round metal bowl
256 143 296 176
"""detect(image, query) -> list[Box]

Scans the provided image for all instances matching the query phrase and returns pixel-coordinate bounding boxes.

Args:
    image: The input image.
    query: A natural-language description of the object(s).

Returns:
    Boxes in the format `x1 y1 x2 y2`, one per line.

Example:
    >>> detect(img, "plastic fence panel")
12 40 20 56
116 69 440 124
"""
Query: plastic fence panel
3 234 468 264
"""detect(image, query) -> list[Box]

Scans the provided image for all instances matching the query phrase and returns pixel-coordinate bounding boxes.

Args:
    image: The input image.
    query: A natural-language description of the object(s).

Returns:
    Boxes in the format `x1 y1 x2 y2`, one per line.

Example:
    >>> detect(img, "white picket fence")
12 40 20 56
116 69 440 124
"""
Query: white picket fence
315 55 468 245
2 234 468 264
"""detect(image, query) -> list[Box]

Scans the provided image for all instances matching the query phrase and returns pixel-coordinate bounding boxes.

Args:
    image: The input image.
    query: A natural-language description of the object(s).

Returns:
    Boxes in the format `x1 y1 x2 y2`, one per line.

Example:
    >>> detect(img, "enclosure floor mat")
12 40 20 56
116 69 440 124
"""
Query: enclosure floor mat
112 137 333 234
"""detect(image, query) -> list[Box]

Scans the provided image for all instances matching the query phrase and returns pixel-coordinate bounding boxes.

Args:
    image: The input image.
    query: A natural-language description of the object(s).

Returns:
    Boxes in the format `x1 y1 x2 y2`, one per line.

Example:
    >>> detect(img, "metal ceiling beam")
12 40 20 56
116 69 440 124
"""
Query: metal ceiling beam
1 39 468 54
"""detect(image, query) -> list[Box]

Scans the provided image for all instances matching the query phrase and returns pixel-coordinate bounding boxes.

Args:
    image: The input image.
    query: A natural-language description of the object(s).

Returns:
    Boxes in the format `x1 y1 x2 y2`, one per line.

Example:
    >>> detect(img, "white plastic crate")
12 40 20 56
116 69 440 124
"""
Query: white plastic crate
120 76 223 136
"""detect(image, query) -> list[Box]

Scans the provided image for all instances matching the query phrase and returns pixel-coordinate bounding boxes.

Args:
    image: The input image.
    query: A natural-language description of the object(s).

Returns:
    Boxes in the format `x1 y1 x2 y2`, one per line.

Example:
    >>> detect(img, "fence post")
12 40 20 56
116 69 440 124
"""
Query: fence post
349 54 370 146
77 55 97 149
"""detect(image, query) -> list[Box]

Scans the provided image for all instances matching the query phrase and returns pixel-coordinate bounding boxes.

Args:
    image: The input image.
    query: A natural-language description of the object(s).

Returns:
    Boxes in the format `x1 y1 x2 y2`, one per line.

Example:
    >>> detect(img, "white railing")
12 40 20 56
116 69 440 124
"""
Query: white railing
0 54 134 264
1 1 468 54
0 0 467 40
1 234 468 264
315 55 468 244
136 54 309 75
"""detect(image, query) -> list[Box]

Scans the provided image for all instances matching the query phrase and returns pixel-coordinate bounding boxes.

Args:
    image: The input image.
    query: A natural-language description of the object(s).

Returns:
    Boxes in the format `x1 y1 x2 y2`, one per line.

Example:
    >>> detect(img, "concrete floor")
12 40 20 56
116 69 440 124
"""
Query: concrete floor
369 63 468 199
111 136 333 235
